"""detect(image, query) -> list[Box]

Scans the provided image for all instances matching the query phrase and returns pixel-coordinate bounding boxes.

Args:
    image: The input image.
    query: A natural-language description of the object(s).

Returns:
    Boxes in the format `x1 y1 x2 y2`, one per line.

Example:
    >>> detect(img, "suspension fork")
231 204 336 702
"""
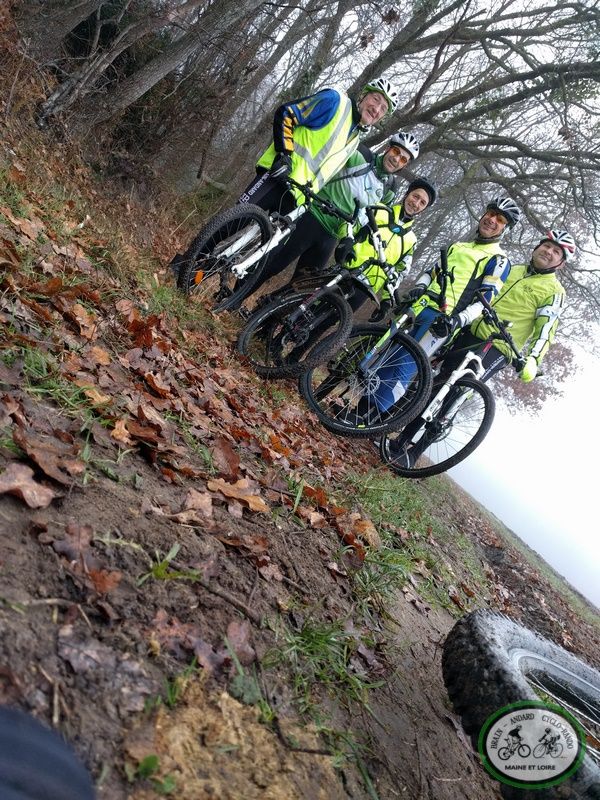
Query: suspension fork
230 205 307 278
421 351 485 422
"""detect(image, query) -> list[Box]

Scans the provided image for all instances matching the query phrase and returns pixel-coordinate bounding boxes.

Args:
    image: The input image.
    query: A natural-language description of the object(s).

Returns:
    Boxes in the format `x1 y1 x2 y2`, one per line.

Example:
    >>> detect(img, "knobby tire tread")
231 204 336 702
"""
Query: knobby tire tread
299 325 433 438
442 610 600 799
236 290 353 378
177 204 272 303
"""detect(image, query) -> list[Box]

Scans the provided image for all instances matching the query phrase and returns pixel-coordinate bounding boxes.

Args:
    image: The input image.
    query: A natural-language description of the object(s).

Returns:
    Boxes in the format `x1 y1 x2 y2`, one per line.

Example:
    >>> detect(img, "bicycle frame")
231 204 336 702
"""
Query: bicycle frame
421 351 485 423
230 204 306 279
357 311 414 374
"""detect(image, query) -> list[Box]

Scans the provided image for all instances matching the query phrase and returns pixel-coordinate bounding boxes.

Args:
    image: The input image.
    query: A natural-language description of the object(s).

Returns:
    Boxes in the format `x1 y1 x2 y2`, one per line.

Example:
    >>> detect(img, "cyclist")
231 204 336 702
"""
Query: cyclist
367 196 520 420
240 78 400 214
437 229 572 383
170 78 399 278
344 176 437 323
507 724 524 751
229 132 420 310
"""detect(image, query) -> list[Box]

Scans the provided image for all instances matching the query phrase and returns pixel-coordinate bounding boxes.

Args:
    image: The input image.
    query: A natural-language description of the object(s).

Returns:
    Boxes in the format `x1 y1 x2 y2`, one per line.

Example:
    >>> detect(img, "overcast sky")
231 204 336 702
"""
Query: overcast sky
448 347 600 609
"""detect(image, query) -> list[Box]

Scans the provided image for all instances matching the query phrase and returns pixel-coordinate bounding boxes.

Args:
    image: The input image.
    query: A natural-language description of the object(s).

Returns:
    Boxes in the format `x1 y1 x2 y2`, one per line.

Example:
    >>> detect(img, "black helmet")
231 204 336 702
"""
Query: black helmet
405 177 437 206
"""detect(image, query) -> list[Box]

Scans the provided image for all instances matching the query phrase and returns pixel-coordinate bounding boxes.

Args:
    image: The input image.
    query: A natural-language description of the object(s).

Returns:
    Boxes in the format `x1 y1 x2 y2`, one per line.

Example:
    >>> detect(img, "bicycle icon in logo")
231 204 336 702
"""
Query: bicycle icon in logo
534 728 563 759
497 723 564 761
498 725 532 760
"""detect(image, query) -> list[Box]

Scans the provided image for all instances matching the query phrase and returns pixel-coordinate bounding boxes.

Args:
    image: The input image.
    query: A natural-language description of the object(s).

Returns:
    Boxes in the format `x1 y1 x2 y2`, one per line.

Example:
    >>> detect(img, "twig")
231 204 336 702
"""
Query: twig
281 575 307 593
5 46 27 119
247 568 259 606
415 735 424 800
39 666 60 727
197 576 262 625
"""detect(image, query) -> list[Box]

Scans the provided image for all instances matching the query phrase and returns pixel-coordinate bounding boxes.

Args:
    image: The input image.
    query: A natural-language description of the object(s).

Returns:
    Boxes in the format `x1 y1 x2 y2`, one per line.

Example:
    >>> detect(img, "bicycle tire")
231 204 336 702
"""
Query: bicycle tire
177 204 272 309
379 376 495 478
534 743 547 759
298 325 432 438
236 289 353 378
442 610 600 799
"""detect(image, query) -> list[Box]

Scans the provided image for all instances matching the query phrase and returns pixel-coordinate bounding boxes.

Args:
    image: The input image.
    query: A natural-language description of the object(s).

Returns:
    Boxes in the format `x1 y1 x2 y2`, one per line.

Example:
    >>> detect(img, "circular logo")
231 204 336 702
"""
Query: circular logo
478 701 586 789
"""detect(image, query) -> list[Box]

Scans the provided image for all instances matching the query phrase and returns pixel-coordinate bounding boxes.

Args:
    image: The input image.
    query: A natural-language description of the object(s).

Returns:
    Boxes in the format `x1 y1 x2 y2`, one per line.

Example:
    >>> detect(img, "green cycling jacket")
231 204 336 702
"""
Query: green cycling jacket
417 239 509 316
310 150 397 237
470 263 565 364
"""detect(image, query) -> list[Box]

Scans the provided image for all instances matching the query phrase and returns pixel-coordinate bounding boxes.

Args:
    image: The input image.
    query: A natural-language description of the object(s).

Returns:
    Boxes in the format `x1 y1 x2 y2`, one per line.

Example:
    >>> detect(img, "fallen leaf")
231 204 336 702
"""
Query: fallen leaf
0 462 57 508
87 345 112 365
193 639 228 676
70 303 98 339
52 521 99 570
111 418 134 445
225 620 256 666
327 561 348 578
182 489 213 518
88 569 122 595
257 558 284 582
13 427 84 485
211 436 240 479
207 478 268 513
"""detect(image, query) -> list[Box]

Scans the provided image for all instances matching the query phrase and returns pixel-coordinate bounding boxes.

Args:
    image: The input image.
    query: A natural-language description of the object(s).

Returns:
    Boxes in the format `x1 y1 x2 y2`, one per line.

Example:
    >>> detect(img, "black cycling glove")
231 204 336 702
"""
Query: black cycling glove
430 313 460 339
369 299 392 323
334 236 355 265
270 152 293 183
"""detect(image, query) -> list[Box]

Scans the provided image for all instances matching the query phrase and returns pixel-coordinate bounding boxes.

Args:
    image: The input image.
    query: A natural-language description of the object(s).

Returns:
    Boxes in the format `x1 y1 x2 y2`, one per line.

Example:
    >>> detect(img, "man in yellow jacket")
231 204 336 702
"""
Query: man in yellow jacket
344 176 437 322
439 229 573 383
239 78 399 215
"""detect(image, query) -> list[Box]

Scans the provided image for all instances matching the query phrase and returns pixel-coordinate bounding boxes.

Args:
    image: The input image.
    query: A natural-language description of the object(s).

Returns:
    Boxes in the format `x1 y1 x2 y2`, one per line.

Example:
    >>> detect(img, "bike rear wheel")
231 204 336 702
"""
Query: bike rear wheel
442 610 600 799
236 289 353 378
177 204 272 309
379 375 494 478
298 325 432 438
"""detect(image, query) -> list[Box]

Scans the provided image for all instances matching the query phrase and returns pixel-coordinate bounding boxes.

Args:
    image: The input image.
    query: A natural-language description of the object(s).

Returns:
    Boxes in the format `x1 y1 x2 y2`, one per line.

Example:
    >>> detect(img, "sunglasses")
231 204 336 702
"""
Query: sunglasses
387 145 410 162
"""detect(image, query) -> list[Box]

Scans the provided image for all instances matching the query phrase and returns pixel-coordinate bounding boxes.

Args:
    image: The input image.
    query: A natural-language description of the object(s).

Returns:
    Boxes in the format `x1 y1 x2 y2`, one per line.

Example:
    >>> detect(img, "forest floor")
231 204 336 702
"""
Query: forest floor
0 117 599 800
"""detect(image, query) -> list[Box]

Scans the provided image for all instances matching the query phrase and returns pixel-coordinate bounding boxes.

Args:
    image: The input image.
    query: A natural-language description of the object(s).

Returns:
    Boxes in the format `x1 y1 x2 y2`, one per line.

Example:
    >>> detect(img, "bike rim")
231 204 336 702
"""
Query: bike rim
188 220 264 302
245 295 345 372
387 383 487 471
309 334 425 429
509 648 600 767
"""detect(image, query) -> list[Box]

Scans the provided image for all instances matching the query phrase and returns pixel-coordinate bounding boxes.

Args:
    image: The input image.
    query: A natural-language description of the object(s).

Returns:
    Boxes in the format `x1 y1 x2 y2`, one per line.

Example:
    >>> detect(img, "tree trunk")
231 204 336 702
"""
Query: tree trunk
16 0 105 61
74 0 264 131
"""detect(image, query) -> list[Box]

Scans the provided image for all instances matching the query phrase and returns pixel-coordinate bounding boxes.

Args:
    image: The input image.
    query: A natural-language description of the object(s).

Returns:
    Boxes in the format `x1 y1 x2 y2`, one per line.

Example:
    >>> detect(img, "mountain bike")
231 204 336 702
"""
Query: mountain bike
443 610 600 799
235 204 405 378
297 309 433 437
176 178 357 313
378 290 523 478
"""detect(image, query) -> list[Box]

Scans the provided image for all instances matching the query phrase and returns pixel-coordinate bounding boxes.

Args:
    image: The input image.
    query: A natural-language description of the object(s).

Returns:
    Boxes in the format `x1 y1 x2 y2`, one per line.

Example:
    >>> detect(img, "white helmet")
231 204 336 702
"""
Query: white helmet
389 131 419 160
361 77 400 114
542 229 576 262
486 196 521 228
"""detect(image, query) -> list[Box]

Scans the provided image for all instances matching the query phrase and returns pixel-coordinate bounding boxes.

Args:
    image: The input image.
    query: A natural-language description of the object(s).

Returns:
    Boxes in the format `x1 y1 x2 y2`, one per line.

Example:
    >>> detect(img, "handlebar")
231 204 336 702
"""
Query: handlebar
285 177 359 224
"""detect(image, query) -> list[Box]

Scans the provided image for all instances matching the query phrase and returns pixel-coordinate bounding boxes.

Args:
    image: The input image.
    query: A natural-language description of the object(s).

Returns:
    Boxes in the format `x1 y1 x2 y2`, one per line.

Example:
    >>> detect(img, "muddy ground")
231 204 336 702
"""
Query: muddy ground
0 125 599 800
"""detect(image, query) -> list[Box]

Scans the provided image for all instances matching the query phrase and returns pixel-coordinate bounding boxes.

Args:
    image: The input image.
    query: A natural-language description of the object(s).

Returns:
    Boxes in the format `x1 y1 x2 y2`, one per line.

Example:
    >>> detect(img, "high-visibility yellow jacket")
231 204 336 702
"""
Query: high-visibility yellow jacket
348 205 417 300
470 263 565 363
256 89 359 196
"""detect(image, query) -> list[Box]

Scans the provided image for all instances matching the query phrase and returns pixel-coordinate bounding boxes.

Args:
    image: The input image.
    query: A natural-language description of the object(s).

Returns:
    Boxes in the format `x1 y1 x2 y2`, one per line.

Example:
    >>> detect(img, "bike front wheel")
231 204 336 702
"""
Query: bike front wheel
443 610 600 799
379 375 495 478
236 289 353 378
177 204 272 309
298 325 432 438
